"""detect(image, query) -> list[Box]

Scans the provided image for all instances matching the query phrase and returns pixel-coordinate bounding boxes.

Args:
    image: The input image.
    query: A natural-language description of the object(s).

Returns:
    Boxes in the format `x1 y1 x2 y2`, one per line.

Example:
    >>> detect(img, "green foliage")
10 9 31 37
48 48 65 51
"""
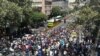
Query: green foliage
7 0 32 7
89 0 100 6
0 0 48 36
30 12 47 27
0 0 47 28
22 7 33 26
76 5 100 38
50 6 61 18
60 11 67 17
77 6 98 24
89 0 100 13
75 0 80 4
49 6 67 18
7 0 33 27
31 12 47 22
0 0 22 28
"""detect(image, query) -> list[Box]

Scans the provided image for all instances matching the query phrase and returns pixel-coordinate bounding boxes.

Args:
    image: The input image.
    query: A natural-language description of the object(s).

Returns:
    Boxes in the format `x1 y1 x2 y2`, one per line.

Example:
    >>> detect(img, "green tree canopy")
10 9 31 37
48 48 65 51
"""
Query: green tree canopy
31 12 47 22
77 6 98 24
7 0 32 7
76 5 100 38
0 0 23 36
0 0 48 36
89 0 100 6
49 6 61 18
0 0 22 28
7 0 33 27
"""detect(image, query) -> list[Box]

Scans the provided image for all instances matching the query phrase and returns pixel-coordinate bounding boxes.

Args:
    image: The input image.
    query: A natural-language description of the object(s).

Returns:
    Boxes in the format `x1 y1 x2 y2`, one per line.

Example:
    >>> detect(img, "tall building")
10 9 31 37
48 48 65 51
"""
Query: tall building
32 0 52 15
45 0 52 15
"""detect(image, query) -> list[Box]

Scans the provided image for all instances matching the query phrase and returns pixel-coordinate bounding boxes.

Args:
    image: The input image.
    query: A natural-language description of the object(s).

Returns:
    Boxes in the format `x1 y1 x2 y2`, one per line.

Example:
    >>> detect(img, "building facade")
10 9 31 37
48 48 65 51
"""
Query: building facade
32 0 52 15
32 0 87 15
45 0 52 15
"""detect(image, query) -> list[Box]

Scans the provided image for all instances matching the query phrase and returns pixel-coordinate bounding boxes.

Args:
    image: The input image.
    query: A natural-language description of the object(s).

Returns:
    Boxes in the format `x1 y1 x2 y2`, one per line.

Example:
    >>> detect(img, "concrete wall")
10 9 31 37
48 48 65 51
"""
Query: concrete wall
32 0 52 15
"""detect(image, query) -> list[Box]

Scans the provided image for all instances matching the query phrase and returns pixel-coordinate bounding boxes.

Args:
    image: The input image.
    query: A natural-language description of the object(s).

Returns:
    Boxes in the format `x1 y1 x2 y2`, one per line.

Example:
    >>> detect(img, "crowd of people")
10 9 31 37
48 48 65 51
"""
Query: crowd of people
0 26 100 56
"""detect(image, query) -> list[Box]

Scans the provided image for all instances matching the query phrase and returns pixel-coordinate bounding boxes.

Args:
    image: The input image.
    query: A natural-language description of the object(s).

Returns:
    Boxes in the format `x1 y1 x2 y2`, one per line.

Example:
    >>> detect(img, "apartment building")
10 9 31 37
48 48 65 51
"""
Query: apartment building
45 0 52 15
32 0 52 15
32 0 85 15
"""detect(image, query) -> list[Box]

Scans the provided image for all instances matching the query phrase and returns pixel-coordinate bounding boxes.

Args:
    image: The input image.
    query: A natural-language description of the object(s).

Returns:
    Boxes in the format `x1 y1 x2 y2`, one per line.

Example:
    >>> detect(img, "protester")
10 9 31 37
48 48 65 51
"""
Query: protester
0 27 96 56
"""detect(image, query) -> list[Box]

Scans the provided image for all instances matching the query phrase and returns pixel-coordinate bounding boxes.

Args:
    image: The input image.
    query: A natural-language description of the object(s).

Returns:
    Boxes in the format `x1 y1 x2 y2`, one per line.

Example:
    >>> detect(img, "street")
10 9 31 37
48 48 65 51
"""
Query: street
5 15 98 56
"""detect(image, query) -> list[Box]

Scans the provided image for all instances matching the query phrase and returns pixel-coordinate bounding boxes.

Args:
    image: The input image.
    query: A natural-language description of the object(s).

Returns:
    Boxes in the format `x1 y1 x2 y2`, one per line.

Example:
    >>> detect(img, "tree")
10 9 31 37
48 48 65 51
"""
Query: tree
77 6 98 35
30 12 47 27
89 0 100 13
76 6 98 25
0 0 48 36
7 0 32 7
0 0 22 35
89 0 100 38
0 0 8 27
60 11 67 17
49 6 61 18
76 5 100 39
92 14 100 38
7 0 33 27
89 0 100 6
0 0 22 27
